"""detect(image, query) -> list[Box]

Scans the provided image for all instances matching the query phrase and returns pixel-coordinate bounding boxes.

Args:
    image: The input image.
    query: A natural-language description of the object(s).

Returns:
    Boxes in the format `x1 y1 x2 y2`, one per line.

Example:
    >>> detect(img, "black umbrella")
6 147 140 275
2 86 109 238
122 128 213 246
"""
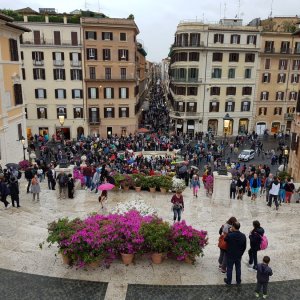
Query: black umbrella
5 163 20 169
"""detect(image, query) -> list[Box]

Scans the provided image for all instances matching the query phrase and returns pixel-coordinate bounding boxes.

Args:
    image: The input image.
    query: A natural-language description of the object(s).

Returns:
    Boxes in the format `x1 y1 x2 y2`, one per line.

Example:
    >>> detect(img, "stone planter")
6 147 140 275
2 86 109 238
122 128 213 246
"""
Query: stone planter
151 253 163 264
160 188 167 193
121 253 134 265
135 187 141 192
149 187 156 193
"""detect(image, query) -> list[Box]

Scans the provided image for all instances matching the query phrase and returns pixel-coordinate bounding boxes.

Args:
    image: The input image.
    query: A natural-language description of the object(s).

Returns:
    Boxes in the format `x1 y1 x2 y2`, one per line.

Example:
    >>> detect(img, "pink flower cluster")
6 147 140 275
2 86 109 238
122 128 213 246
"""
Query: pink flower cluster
73 168 85 185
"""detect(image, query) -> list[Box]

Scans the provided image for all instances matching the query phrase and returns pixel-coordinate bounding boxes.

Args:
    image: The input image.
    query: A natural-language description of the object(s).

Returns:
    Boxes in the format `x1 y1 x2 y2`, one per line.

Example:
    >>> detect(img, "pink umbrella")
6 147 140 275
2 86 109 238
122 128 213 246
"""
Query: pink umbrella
98 183 115 191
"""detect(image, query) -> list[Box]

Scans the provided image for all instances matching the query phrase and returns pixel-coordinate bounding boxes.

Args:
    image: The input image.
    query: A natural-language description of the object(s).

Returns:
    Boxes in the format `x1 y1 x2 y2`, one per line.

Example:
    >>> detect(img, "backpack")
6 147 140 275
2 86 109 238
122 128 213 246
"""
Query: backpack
260 235 268 250
59 174 68 187
230 181 236 189
47 169 53 178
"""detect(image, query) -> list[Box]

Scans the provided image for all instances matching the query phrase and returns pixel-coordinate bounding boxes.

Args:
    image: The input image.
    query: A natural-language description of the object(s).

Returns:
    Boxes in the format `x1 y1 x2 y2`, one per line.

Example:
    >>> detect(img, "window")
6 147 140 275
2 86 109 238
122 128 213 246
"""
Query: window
242 87 252 96
287 107 296 113
289 91 298 101
265 59 271 69
278 59 288 70
292 60 300 70
280 41 290 53
265 41 274 53
52 52 64 66
72 89 83 99
70 52 81 67
55 89 66 99
105 68 111 79
247 35 257 45
177 102 185 112
17 123 22 141
32 51 44 65
245 53 255 63
13 84 23 105
89 107 100 123
104 88 114 99
277 73 286 83
209 101 219 112
212 68 222 79
225 101 235 112
274 107 282 115
53 31 61 45
33 68 45 80
33 30 40 45
241 101 250 111
37 107 47 119
228 68 235 79
260 91 269 100
258 107 267 116
21 68 26 80
178 52 188 61
276 91 284 101
73 107 83 119
295 42 300 54
120 68 127 79
120 32 127 41
87 48 97 60
85 31 97 40
188 68 198 81
245 68 252 79
214 34 224 43
9 38 19 61
210 87 220 96
71 32 78 46
118 49 129 61
70 69 82 80
53 68 66 80
57 106 67 118
103 49 111 60
89 67 96 79
230 34 240 44
187 102 197 112
262 73 271 83
187 87 198 96
104 107 115 118
291 74 299 84
88 87 99 99
175 87 186 95
102 32 113 40
212 52 223 62
226 87 236 96
119 107 129 118
21 51 24 60
189 33 200 46
119 87 129 99
189 52 199 61
229 53 239 62
35 88 47 99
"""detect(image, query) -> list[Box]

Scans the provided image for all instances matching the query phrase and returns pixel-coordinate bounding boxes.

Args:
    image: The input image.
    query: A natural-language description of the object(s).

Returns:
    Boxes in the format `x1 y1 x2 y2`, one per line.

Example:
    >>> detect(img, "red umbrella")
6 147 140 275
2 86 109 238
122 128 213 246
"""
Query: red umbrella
137 128 150 133
98 183 115 191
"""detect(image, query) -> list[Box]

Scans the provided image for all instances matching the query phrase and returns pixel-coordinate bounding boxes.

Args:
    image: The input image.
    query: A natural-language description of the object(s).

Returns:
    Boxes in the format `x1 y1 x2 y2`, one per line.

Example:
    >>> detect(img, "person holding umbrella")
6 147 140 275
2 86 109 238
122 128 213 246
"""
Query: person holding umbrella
97 180 115 209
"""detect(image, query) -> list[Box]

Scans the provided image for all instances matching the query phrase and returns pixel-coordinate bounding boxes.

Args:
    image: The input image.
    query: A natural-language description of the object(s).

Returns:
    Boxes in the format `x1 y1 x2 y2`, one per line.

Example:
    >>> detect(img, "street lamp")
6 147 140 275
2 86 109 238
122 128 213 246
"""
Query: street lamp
284 148 289 171
59 115 65 143
20 136 27 160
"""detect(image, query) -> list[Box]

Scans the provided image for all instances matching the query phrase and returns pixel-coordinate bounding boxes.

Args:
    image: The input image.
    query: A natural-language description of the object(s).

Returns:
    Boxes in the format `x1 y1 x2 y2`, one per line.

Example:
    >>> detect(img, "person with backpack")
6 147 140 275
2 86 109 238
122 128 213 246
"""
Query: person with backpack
248 220 265 271
284 177 295 203
191 174 200 197
25 167 33 193
9 176 20 207
268 176 280 210
230 179 237 199
67 174 75 199
56 171 68 199
46 165 56 190
31 174 41 201
264 174 273 204
0 174 11 209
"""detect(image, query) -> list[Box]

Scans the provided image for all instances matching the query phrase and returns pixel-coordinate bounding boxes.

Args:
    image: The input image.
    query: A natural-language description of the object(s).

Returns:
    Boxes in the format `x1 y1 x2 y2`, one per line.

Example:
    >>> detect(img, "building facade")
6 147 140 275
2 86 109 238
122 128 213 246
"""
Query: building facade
0 13 29 165
255 17 300 135
169 19 261 137
82 17 146 137
16 12 85 140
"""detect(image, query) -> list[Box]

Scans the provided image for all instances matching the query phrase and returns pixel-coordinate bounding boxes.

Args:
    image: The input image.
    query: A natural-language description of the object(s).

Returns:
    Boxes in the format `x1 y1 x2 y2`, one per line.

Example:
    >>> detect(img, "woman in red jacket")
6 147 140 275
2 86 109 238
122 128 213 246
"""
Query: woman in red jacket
171 191 184 223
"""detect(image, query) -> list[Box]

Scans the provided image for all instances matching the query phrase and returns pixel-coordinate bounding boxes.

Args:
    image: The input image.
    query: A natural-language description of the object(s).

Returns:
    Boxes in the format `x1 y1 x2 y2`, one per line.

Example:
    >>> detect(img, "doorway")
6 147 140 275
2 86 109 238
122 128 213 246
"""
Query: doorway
107 127 112 138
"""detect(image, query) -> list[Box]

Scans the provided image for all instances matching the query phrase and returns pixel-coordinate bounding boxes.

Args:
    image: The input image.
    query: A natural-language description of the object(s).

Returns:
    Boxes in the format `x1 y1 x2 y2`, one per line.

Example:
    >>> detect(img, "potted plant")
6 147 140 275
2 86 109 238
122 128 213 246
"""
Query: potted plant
132 174 142 192
140 219 171 264
18 159 30 171
172 177 186 192
112 173 125 190
169 221 208 264
147 176 157 193
159 176 173 193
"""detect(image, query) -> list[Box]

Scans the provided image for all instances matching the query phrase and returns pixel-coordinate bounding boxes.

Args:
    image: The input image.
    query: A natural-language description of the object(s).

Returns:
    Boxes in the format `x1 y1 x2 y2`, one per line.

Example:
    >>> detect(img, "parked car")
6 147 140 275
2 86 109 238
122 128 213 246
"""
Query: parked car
238 149 255 161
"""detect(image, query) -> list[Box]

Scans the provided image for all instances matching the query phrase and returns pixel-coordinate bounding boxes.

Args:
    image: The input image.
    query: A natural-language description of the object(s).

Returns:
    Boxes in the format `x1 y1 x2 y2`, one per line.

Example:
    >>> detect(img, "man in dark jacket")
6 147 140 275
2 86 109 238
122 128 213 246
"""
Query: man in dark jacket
248 220 264 270
9 176 20 207
255 256 273 298
224 222 247 285
25 167 33 193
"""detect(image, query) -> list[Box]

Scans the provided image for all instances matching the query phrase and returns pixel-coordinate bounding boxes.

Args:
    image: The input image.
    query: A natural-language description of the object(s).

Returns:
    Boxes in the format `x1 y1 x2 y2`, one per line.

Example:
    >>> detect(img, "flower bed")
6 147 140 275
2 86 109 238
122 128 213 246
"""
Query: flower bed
41 210 208 268
111 200 157 216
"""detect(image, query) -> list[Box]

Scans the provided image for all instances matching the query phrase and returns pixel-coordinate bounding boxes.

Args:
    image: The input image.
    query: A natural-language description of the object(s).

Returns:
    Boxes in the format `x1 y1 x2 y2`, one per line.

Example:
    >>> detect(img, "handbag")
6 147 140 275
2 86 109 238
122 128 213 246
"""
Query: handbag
218 234 228 250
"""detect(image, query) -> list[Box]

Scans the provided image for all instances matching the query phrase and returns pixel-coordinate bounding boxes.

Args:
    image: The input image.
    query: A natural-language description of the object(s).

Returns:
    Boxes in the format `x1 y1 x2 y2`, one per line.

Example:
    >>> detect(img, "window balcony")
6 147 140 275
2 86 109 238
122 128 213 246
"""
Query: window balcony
33 60 44 66
71 61 82 67
89 119 101 125
284 113 295 121
53 60 64 66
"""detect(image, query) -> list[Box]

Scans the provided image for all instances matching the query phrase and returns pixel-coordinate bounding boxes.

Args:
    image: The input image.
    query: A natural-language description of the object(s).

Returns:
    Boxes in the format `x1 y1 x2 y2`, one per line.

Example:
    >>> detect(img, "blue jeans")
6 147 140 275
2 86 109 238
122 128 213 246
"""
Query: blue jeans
173 208 182 221
85 176 91 188
279 189 286 203
226 257 241 284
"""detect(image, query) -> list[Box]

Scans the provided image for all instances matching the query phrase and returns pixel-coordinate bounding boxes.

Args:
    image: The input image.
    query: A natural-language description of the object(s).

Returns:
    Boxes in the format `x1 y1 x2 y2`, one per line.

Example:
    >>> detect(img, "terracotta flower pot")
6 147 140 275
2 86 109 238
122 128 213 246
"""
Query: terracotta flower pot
149 187 156 193
123 186 129 191
88 258 101 268
61 253 71 265
151 253 163 264
160 188 167 193
184 256 195 264
135 187 141 192
121 253 134 265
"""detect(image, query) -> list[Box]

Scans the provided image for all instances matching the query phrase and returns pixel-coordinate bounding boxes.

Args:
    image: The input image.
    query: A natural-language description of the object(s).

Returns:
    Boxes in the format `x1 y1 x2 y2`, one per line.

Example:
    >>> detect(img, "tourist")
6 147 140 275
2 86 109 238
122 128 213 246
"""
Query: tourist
25 166 34 193
205 172 214 197
0 174 11 209
37 166 44 182
31 174 41 201
98 190 107 209
268 176 280 210
9 176 20 208
230 179 237 199
224 222 247 285
218 217 237 273
278 178 286 204
248 220 265 271
264 174 273 203
90 168 101 193
56 171 68 199
191 174 200 197
237 174 247 200
284 177 295 203
255 256 273 299
171 190 184 223
46 165 56 190
67 174 75 199
250 173 261 201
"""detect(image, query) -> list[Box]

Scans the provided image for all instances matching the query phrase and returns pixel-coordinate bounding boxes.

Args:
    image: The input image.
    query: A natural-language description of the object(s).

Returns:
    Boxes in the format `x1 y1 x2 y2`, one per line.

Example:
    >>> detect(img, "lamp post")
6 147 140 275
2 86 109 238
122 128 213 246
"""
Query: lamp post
58 115 65 144
284 148 289 171
20 136 27 160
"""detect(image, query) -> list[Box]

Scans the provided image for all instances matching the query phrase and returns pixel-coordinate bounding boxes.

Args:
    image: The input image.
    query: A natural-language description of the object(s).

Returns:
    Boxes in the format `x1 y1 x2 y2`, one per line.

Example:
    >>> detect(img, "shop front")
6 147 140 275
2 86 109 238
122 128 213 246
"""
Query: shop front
187 120 195 138
238 119 249 135
56 127 70 140
208 119 218 135
271 122 280 134
256 122 267 135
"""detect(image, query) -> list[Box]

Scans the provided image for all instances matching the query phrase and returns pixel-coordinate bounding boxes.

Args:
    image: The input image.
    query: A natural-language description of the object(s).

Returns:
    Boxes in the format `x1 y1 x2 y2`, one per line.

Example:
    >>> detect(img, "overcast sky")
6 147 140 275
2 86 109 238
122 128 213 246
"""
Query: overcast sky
1 0 299 61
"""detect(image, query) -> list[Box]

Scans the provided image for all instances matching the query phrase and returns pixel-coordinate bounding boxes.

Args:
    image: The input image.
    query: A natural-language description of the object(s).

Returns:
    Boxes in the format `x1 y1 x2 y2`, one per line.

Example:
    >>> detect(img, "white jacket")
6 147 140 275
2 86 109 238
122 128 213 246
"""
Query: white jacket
269 182 280 196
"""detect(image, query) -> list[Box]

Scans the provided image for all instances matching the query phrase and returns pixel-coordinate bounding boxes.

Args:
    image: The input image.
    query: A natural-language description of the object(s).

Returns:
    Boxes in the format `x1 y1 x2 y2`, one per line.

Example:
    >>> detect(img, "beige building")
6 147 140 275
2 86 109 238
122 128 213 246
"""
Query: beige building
15 9 85 140
255 17 300 135
82 17 147 137
0 13 30 165
169 19 261 137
